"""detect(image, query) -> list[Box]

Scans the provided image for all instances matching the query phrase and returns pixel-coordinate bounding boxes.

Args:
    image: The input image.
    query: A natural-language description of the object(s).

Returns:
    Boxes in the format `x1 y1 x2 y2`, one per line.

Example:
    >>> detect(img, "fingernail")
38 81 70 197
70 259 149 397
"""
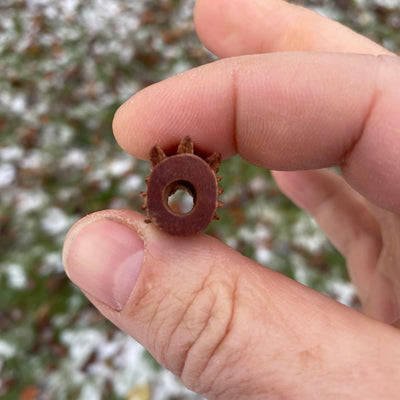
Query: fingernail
63 219 144 310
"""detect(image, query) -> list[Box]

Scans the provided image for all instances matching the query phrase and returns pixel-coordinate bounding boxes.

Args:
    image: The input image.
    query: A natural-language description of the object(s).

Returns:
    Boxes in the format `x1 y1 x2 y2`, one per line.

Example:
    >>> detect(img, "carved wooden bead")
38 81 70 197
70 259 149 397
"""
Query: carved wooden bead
141 136 224 236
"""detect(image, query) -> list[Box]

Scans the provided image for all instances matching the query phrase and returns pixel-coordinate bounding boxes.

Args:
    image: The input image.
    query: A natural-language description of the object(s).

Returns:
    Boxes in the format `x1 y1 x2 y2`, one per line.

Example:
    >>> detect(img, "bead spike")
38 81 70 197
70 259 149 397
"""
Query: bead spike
177 136 194 154
150 145 166 168
206 152 222 173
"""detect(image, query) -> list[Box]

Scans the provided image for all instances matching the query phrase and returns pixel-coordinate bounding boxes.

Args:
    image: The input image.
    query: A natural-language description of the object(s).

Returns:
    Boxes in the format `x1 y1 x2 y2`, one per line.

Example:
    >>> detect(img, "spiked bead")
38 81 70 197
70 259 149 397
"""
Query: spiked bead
141 136 224 236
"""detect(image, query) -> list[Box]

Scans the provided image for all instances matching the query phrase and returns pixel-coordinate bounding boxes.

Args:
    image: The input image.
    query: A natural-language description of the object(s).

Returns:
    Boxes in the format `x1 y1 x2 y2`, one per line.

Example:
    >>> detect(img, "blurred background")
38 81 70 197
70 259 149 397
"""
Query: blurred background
0 0 399 399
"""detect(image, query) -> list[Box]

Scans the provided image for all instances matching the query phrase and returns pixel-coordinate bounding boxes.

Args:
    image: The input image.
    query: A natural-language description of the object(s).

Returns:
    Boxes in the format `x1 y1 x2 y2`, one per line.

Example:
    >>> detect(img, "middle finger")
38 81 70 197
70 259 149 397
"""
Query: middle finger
194 0 392 57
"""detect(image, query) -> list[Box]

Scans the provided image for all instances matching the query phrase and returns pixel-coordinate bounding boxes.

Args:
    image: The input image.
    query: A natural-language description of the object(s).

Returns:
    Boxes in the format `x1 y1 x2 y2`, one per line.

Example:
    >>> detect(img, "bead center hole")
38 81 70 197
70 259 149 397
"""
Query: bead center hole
165 181 196 215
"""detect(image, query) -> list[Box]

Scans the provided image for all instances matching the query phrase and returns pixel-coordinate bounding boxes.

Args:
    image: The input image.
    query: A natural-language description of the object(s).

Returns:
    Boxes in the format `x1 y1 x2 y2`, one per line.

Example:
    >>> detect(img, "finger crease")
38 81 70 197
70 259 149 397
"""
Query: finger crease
179 292 217 378
197 274 239 394
339 59 380 170
165 275 209 375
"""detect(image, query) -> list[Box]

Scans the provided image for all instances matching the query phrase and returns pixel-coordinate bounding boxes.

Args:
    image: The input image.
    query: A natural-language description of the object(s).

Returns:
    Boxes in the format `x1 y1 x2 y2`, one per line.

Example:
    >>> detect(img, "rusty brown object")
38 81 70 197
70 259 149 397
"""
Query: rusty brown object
141 136 224 236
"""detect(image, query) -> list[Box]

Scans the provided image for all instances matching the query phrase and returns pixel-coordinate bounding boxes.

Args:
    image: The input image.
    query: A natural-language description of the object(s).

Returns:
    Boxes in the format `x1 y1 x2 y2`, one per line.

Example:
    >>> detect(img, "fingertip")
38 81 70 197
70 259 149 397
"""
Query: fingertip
194 0 266 57
63 210 147 310
272 170 310 201
111 62 238 159
272 169 346 215
272 170 317 215
112 86 163 160
194 0 229 56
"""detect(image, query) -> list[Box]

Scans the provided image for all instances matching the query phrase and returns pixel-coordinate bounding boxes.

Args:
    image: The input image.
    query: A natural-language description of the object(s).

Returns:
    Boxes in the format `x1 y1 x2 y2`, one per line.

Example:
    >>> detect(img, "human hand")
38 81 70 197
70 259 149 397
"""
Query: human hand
63 0 400 398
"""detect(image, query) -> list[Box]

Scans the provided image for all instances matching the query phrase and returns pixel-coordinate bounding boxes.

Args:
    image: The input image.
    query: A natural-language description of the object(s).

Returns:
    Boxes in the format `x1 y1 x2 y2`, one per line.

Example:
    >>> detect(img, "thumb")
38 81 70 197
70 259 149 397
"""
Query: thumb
63 209 400 399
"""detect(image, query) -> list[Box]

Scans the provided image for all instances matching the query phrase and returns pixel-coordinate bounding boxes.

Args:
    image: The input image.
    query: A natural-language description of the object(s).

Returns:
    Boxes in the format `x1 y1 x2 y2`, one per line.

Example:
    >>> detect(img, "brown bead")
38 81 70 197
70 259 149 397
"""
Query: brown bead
141 136 224 236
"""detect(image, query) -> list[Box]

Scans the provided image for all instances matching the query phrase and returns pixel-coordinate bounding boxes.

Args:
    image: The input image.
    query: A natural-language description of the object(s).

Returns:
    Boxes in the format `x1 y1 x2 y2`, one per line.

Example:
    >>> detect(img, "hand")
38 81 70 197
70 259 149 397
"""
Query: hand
63 0 400 398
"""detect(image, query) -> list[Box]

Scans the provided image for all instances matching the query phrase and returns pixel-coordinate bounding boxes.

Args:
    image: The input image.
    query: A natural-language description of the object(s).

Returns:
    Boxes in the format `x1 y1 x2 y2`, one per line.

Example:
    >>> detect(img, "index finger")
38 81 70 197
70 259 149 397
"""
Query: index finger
113 52 400 213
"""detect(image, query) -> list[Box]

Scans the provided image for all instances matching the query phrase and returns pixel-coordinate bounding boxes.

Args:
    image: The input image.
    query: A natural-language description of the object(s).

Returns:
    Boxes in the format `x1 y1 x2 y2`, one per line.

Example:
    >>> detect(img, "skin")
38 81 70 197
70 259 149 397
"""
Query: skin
63 0 400 398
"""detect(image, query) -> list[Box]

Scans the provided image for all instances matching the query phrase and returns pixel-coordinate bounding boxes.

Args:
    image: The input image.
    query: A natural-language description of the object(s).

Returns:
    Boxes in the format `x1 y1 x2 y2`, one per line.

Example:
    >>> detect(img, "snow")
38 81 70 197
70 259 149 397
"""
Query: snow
41 207 72 235
3 263 28 289
17 189 48 214
0 339 16 359
0 163 16 188
60 149 89 170
0 146 24 162
107 157 135 177
119 174 143 193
